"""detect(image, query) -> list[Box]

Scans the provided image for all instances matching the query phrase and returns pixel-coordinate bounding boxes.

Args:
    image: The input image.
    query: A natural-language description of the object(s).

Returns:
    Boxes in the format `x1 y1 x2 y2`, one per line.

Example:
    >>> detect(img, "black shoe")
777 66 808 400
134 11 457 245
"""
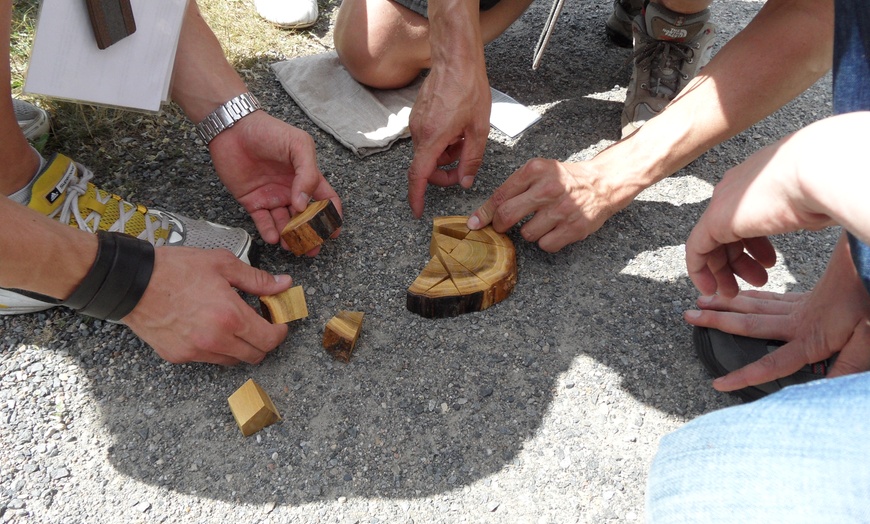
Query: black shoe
693 326 830 402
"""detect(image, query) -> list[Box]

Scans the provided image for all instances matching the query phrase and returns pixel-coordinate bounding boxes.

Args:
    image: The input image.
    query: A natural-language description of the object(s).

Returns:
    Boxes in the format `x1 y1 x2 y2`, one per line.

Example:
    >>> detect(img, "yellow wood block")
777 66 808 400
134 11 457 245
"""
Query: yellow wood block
322 310 365 362
228 379 281 437
259 286 309 324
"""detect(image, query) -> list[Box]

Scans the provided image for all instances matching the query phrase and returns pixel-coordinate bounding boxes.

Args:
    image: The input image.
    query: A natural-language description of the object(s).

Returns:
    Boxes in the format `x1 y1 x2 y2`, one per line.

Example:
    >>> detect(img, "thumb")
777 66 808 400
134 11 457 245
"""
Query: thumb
226 261 294 296
468 197 497 231
827 320 870 378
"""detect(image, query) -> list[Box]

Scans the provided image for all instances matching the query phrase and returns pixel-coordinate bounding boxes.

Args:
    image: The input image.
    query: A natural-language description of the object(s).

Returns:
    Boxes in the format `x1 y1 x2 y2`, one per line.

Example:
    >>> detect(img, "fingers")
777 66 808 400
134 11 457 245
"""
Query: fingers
725 242 770 289
233 315 289 363
249 208 280 245
744 236 777 268
309 175 343 219
687 237 773 298
695 292 801 315
713 318 870 392
468 167 533 232
712 340 809 393
287 132 323 214
455 134 485 189
407 150 438 219
683 307 795 342
222 255 294 295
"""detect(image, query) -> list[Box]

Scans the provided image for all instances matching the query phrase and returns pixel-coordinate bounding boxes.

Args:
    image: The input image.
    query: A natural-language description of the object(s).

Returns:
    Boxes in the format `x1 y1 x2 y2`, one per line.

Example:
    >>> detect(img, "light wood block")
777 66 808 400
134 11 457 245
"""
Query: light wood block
259 286 309 324
322 310 365 362
280 199 343 256
228 379 281 437
407 216 517 318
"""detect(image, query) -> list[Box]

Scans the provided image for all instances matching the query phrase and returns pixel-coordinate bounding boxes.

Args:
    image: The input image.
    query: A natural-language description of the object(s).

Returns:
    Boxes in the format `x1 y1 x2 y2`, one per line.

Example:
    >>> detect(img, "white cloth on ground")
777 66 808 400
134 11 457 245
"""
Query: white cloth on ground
271 51 422 158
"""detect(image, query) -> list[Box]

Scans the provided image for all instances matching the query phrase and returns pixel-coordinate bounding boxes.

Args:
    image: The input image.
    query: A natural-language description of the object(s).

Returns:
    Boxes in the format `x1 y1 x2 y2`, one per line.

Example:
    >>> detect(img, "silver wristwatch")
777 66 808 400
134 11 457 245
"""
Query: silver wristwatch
194 92 263 145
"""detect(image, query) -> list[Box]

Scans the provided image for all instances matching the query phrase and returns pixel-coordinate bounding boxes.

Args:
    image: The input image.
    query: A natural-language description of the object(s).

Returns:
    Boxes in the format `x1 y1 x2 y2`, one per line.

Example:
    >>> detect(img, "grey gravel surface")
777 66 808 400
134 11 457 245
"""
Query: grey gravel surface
0 0 837 522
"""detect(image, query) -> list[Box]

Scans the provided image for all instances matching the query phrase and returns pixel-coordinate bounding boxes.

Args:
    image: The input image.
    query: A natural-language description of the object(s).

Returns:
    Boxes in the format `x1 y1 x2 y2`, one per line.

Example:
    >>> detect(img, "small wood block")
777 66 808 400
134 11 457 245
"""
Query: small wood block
86 0 137 50
280 199 342 256
433 216 471 240
228 379 281 437
259 286 309 324
322 311 364 362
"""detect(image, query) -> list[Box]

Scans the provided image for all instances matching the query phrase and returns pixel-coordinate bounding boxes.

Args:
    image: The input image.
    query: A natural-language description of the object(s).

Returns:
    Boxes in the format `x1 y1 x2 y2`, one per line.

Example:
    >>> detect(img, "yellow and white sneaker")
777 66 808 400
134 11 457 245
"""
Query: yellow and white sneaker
0 153 253 315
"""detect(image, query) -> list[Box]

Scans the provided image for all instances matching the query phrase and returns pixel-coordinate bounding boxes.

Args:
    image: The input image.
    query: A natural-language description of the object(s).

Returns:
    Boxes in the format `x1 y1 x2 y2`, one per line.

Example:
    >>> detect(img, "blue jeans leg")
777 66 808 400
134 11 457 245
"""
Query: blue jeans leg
645 373 870 523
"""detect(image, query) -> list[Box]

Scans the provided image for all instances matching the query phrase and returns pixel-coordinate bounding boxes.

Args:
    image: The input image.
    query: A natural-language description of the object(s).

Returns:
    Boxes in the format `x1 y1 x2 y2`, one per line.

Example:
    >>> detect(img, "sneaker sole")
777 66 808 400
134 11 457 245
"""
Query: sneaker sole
605 24 633 48
20 112 51 141
693 326 770 402
0 288 57 315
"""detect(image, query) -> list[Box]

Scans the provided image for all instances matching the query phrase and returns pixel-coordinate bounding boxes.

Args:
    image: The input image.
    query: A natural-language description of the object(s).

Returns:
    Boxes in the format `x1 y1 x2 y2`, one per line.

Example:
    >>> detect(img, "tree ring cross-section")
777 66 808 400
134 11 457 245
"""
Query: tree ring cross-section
407 216 517 318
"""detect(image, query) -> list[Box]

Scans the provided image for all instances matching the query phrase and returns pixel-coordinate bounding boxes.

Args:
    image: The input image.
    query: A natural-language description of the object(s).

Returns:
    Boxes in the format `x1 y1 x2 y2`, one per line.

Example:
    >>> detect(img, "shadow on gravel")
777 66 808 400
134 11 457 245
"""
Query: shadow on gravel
31 0 833 510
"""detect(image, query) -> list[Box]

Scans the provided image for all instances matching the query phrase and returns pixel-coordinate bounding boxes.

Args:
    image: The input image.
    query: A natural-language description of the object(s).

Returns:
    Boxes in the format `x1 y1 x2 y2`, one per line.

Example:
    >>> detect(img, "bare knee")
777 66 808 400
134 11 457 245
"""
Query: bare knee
334 0 430 89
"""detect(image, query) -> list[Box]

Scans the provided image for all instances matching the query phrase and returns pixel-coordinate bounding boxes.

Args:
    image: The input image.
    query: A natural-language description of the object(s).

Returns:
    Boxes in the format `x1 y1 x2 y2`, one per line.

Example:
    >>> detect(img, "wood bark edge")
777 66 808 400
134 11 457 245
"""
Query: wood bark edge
280 199 342 256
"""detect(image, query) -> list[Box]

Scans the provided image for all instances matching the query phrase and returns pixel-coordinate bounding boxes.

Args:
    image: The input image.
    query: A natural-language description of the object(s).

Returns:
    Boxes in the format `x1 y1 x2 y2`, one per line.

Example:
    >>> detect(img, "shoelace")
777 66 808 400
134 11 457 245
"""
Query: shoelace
50 163 170 246
631 39 697 97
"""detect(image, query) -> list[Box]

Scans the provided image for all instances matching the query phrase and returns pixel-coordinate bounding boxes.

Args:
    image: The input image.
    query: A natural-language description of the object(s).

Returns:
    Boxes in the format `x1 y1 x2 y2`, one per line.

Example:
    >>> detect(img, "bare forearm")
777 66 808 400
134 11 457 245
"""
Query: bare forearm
0 198 96 299
791 112 870 244
591 0 833 204
428 0 485 69
170 0 248 123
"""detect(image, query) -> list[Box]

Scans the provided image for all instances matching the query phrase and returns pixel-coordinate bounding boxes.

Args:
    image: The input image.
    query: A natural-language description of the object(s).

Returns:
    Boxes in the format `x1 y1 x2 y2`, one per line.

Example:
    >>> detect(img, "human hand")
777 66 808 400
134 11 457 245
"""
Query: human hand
685 136 840 297
122 246 294 366
208 111 343 254
684 235 870 392
467 158 627 252
406 46 491 218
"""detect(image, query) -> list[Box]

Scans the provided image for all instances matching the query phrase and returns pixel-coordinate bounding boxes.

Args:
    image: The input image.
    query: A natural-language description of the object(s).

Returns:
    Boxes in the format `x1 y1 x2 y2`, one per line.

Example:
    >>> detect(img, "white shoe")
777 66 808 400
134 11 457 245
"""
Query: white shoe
254 0 319 29
13 98 50 141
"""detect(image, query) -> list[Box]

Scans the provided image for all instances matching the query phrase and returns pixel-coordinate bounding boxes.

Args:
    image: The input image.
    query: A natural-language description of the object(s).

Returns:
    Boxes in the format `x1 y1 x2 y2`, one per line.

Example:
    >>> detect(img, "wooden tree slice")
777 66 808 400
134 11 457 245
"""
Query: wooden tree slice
322 310 365 362
407 256 450 295
433 216 473 240
406 273 479 318
280 199 342 256
259 286 309 324
407 216 517 318
430 232 462 255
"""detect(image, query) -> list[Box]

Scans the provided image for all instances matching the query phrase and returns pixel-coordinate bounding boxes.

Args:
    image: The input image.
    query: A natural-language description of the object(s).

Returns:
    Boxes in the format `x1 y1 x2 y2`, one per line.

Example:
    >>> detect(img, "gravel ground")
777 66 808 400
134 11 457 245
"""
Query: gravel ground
0 0 837 522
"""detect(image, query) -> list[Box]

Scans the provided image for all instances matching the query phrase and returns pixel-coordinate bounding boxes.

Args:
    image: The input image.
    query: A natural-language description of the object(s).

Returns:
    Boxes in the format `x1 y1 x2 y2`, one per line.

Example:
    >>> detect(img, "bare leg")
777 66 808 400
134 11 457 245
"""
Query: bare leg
0 0 41 196
334 0 534 89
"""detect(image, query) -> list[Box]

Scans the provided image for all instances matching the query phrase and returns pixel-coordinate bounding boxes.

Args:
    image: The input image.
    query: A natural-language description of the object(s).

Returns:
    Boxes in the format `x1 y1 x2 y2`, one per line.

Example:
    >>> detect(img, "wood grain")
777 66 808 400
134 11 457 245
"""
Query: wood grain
280 199 342 256
407 216 516 318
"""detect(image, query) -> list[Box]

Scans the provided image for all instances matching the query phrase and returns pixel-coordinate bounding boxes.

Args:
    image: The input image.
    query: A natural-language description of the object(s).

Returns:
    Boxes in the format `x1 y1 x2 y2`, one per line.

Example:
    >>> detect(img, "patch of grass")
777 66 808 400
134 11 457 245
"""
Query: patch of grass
8 0 339 146
10 0 39 93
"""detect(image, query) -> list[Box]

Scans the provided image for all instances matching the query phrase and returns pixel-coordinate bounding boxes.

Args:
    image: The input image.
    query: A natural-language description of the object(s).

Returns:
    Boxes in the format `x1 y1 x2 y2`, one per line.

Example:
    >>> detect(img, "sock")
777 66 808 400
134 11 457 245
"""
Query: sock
8 147 47 205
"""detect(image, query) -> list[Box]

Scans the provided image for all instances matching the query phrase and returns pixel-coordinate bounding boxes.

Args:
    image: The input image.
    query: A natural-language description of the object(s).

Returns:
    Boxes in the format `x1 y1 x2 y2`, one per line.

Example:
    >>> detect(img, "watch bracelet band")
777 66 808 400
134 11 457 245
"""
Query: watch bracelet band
194 92 263 145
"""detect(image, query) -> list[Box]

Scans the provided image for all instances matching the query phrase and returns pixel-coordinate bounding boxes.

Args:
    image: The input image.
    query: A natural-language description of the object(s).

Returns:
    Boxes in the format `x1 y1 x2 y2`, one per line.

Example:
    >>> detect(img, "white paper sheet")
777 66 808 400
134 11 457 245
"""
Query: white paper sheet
24 0 188 112
489 87 542 138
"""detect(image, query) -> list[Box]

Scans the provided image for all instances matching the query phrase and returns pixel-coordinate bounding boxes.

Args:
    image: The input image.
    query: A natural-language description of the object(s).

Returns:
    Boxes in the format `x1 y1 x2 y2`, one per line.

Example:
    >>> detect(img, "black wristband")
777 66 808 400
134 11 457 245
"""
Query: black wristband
63 231 154 321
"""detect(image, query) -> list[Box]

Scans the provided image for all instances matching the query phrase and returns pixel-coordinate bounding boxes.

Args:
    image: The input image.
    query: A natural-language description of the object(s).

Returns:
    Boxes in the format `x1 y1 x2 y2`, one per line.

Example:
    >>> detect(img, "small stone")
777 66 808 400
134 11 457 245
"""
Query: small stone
50 467 69 480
